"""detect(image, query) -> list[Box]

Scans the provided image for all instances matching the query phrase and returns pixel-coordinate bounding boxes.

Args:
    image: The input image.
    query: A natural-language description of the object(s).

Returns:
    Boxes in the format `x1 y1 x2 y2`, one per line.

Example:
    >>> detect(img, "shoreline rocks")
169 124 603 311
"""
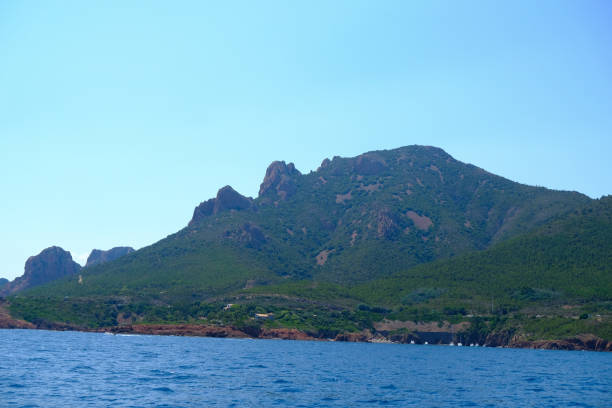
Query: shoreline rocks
2 319 608 352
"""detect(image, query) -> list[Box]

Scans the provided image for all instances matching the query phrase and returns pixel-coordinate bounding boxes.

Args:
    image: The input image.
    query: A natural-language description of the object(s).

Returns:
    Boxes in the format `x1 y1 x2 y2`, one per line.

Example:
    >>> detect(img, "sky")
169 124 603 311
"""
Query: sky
1 1 611 280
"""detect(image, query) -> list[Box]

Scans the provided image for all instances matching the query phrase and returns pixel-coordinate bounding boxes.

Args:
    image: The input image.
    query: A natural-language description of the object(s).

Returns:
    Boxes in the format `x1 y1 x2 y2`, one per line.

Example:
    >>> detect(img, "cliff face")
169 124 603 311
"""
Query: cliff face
86 247 135 267
189 185 253 226
258 161 301 200
0 246 81 295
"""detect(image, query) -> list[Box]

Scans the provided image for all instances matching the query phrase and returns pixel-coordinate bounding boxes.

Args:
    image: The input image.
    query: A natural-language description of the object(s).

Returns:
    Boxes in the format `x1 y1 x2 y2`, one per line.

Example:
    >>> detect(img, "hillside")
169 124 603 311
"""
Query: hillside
353 195 612 308
14 145 589 300
4 145 610 348
222 196 610 342
10 194 610 348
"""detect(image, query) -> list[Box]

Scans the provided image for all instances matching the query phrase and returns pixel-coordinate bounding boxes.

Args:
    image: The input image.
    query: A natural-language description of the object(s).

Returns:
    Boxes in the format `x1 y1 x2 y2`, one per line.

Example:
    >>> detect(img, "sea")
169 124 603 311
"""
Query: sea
0 329 610 407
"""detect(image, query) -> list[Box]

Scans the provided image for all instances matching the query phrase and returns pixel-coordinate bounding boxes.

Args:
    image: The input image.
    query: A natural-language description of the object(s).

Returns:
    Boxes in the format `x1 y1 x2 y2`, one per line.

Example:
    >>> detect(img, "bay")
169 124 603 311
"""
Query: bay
1 329 610 407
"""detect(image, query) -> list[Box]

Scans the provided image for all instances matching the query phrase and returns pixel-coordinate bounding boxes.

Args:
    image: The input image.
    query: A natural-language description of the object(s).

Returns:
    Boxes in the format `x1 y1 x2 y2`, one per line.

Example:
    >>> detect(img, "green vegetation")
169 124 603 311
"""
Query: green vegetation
4 147 610 345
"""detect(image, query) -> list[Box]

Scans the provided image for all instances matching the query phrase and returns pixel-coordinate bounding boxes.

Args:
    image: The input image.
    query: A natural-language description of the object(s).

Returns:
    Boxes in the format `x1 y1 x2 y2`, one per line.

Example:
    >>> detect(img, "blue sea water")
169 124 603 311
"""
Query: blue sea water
0 329 610 407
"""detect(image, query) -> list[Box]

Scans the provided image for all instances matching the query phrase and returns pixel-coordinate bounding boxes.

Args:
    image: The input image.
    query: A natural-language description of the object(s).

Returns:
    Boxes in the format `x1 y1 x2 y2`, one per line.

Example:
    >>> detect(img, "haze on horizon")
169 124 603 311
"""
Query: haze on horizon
1 1 611 280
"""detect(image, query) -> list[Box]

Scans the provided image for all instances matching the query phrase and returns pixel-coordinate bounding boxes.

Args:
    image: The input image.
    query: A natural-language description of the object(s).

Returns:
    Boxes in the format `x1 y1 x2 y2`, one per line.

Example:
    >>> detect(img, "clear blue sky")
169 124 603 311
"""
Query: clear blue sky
1 1 611 280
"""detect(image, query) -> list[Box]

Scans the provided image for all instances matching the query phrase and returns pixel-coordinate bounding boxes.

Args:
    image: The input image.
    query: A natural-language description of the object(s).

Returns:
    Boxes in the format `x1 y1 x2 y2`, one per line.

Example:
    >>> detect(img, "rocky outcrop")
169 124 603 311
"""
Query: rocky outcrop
0 247 81 295
86 247 134 267
0 300 35 329
189 185 252 226
406 211 433 231
260 328 318 341
215 185 252 212
107 324 318 341
376 209 400 239
509 334 612 352
110 324 252 338
335 331 372 342
318 158 331 170
353 154 388 175
224 223 266 248
259 161 301 200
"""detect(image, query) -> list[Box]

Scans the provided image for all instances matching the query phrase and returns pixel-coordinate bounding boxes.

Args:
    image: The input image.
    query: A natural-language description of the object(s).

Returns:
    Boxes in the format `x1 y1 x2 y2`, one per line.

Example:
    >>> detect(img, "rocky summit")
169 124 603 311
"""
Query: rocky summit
0 246 81 296
86 247 135 267
189 186 253 226
258 161 301 200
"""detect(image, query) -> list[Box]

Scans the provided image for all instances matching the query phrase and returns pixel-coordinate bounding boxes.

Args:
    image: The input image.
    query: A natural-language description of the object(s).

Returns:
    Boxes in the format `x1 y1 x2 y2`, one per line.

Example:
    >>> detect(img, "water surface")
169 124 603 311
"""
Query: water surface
1 329 610 407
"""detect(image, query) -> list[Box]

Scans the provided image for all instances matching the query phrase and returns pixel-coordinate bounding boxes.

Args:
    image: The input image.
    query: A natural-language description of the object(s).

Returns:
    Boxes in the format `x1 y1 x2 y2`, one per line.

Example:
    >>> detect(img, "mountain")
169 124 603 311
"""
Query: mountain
29 145 588 298
0 278 7 288
4 145 609 348
85 247 135 267
0 247 81 296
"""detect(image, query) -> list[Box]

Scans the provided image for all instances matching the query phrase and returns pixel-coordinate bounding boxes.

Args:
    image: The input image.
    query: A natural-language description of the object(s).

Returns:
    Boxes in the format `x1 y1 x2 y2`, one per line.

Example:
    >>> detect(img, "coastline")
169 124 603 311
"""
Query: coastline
2 320 610 352
1 300 609 351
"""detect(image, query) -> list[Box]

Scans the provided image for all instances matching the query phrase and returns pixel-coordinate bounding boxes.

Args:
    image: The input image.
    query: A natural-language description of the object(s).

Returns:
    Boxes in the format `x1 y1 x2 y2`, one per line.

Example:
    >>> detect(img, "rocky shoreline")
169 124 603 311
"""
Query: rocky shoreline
1 300 608 351
2 318 610 352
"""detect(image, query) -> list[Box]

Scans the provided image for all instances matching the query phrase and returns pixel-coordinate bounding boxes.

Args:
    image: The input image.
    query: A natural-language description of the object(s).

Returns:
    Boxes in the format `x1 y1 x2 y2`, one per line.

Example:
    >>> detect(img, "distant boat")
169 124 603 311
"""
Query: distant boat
410 340 415 344
457 342 463 346
424 341 428 345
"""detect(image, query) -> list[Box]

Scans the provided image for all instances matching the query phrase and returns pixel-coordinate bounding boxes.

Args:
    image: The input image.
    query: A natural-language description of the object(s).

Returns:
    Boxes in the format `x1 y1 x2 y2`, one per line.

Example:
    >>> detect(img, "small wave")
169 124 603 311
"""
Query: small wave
70 364 94 372
279 387 301 393
152 387 174 393
177 364 196 370
149 369 173 377
172 374 196 381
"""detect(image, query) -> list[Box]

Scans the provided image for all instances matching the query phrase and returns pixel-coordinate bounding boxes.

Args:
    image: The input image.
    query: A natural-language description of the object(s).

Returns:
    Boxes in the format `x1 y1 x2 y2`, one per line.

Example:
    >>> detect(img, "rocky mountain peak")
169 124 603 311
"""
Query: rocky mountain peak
0 246 81 295
259 161 301 199
189 185 252 226
86 247 135 267
215 185 252 212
